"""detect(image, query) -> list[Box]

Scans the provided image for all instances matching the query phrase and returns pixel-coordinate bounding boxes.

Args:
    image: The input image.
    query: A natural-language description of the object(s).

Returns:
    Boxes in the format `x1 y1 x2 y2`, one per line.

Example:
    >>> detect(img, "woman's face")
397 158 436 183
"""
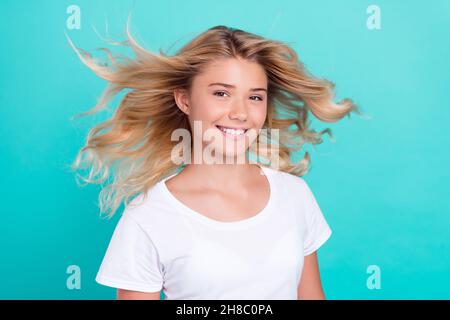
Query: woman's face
174 57 268 163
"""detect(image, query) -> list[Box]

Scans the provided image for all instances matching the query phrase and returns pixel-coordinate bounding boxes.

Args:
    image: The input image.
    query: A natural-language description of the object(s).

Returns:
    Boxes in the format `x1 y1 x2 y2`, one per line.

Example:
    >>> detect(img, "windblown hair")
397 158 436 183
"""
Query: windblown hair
69 23 366 219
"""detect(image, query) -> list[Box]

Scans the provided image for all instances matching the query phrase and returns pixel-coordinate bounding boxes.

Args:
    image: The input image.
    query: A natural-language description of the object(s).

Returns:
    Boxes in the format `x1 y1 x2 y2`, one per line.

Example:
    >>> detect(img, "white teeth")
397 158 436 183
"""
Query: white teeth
217 126 246 135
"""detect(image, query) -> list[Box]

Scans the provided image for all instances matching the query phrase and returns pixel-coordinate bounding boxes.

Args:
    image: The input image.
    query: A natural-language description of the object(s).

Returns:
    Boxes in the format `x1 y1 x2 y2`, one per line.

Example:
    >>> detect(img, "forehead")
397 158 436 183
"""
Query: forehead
194 57 267 87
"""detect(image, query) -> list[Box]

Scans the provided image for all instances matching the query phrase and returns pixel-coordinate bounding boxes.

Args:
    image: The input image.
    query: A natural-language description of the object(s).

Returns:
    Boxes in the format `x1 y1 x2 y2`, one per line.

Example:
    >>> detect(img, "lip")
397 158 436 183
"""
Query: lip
216 125 249 131
215 125 248 139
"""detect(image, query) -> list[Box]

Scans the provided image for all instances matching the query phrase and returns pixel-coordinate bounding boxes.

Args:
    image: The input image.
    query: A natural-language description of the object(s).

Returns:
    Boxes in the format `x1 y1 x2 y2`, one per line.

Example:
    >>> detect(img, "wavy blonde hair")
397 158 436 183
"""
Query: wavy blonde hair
68 23 367 219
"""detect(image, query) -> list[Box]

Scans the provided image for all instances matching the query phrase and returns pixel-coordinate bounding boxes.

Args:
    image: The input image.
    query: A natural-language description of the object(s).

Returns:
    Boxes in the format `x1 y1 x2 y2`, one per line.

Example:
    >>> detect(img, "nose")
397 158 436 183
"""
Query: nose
228 99 248 122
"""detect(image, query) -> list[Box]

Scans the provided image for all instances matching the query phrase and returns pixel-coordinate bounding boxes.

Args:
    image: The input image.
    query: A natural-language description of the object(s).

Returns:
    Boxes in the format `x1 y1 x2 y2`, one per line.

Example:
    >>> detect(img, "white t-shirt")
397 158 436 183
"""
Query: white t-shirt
95 165 332 300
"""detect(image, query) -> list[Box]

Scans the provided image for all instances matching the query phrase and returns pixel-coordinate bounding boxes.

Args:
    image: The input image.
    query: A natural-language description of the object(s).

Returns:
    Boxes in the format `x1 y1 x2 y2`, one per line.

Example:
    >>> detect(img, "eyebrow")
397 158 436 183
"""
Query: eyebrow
208 82 267 92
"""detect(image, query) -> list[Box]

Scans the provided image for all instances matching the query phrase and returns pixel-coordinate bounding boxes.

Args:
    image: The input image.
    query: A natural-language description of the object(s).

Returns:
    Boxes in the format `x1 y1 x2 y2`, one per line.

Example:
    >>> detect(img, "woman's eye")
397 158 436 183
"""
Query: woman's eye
250 96 264 101
213 91 228 97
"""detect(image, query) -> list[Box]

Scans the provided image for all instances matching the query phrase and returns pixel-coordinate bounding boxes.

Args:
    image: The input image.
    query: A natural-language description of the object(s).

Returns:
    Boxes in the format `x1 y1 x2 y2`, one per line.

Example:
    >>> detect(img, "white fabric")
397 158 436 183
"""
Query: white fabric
95 165 332 299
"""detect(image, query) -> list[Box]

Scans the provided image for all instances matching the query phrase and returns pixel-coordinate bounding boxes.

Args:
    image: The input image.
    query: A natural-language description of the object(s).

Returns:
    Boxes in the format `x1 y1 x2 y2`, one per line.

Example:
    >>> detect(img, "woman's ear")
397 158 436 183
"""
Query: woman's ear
173 88 190 115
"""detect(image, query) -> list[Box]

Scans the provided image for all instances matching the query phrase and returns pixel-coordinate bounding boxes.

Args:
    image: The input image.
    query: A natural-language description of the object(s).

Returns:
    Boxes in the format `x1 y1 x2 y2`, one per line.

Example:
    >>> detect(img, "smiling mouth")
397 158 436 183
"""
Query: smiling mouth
215 125 249 136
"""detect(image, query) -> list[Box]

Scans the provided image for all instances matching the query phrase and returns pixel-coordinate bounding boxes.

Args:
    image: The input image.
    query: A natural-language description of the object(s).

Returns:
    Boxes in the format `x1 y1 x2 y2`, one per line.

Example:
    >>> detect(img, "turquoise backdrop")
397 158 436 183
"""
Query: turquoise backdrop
1 0 449 299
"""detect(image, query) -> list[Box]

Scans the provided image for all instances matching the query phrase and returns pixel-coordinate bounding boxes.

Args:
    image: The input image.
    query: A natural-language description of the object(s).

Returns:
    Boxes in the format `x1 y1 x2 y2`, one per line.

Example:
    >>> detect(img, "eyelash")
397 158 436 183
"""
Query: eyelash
213 91 264 101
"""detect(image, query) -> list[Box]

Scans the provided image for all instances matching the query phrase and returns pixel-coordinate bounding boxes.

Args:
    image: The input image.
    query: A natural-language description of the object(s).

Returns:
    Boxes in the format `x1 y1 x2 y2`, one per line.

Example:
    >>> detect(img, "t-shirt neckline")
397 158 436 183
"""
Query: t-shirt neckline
159 164 276 230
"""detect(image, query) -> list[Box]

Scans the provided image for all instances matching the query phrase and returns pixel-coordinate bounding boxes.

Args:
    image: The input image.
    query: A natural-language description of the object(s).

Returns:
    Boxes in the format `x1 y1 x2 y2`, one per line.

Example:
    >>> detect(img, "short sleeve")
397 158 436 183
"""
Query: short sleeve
301 180 333 256
95 212 164 293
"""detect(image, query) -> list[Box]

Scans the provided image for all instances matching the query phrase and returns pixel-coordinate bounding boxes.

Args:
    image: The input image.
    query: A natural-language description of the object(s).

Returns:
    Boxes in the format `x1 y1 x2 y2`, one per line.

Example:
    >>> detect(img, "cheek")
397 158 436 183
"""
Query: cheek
249 105 267 127
190 97 224 122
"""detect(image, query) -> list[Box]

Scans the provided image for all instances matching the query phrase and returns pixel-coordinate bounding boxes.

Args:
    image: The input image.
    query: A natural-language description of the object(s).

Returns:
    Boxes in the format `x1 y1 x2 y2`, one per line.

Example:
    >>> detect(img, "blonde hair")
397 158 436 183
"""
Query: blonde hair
68 23 367 219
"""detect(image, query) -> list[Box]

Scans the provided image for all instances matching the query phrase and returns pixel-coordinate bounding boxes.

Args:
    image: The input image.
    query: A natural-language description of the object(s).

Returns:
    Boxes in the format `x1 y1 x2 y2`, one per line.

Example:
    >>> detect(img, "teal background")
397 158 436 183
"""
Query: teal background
1 0 449 299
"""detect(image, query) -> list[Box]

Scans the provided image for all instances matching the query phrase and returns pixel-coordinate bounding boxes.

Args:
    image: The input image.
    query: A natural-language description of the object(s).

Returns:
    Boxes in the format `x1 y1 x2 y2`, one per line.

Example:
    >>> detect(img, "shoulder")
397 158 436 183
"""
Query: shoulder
265 166 317 213
120 181 180 227
265 166 309 193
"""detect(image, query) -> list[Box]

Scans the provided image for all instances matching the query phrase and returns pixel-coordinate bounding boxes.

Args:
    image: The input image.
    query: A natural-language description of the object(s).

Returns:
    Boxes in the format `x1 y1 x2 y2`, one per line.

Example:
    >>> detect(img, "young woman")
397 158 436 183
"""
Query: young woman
69 24 362 300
